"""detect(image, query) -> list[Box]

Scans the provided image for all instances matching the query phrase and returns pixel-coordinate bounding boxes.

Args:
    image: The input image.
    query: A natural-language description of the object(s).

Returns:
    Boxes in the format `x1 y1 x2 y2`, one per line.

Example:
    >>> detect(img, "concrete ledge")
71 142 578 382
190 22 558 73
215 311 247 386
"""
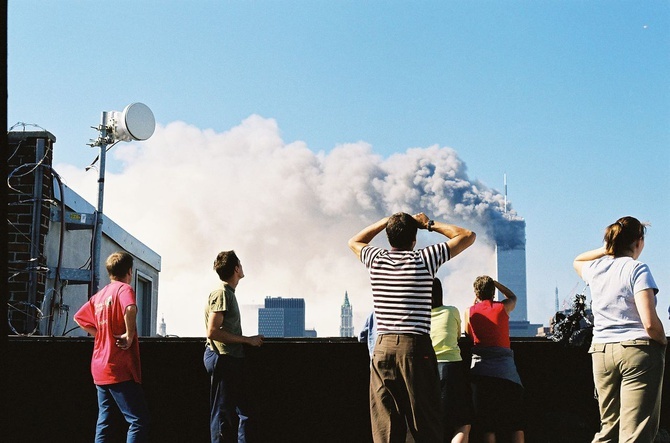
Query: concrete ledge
4 337 669 442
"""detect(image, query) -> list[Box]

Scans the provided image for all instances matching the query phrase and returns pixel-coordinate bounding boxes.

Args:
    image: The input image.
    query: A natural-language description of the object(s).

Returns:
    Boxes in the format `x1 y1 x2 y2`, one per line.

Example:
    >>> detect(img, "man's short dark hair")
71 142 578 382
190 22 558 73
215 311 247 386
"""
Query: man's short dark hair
214 250 239 281
386 212 419 250
474 275 495 301
106 251 134 280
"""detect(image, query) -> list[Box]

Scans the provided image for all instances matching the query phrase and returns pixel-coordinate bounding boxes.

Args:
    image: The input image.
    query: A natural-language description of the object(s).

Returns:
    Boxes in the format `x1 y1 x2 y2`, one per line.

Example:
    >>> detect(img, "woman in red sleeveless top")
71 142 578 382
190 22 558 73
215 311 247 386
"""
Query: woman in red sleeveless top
465 276 524 443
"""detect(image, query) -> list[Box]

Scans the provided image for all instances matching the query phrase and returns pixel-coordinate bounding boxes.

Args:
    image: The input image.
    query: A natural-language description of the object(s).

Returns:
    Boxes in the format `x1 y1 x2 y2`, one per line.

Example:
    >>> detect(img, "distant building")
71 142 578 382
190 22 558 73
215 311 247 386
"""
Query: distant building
258 297 306 337
495 216 543 337
7 130 161 337
158 315 167 337
536 325 551 337
340 291 354 337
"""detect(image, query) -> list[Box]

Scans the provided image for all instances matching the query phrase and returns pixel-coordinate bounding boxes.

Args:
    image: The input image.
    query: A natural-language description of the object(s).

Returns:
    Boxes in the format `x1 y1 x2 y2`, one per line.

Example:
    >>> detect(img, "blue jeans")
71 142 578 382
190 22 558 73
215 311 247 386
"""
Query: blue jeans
204 347 253 443
95 380 149 443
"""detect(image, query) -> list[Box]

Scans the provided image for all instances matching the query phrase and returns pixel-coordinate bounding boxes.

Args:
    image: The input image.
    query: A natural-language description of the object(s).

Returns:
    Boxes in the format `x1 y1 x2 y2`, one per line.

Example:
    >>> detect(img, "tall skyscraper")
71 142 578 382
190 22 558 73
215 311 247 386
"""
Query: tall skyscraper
495 245 527 322
496 176 542 336
340 292 354 337
495 215 542 336
258 297 306 337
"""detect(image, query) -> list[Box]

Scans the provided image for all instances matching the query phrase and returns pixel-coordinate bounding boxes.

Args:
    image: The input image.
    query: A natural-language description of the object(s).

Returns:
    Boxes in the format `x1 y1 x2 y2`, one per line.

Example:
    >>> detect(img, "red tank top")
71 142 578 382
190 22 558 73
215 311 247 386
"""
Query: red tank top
468 300 510 348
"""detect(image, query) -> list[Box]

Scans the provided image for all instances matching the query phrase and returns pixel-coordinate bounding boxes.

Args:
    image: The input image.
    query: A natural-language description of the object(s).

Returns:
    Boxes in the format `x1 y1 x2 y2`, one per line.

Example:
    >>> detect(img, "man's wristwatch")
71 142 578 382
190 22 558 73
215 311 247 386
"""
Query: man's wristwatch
427 220 434 231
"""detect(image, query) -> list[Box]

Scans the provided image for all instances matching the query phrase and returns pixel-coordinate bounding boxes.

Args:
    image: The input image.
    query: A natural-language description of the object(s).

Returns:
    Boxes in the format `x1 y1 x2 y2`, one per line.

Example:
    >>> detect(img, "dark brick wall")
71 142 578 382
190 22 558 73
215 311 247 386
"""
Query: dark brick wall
7 132 55 334
3 337 669 443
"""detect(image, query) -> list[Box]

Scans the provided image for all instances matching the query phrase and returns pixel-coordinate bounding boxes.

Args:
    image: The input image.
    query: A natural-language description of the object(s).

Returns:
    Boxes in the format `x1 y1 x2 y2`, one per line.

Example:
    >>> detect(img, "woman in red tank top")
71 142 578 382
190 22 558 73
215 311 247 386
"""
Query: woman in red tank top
465 276 524 443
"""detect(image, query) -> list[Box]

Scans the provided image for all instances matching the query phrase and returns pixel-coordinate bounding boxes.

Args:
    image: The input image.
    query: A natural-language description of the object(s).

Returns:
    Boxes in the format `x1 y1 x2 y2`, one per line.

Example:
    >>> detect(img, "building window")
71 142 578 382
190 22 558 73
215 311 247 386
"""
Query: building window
135 271 153 337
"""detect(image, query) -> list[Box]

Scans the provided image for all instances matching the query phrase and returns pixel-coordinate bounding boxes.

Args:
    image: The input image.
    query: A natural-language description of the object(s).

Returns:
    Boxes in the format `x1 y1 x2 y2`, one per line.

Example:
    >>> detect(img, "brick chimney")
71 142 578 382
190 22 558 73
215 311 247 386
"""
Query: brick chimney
7 130 56 334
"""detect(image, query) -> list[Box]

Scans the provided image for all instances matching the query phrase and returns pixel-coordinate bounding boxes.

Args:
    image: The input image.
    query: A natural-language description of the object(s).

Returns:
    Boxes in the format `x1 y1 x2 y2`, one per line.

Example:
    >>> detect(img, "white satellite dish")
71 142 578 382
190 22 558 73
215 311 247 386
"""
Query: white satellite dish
109 102 155 142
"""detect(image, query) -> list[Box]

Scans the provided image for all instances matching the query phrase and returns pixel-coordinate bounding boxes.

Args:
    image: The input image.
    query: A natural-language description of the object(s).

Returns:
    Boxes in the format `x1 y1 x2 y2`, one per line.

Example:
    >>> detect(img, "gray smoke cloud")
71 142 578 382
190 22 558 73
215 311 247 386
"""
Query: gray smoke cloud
372 146 525 249
57 115 524 337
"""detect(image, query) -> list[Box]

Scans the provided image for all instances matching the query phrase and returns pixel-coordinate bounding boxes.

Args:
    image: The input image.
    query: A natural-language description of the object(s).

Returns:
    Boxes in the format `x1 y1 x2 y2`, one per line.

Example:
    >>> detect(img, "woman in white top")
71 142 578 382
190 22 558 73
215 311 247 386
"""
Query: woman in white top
574 216 666 442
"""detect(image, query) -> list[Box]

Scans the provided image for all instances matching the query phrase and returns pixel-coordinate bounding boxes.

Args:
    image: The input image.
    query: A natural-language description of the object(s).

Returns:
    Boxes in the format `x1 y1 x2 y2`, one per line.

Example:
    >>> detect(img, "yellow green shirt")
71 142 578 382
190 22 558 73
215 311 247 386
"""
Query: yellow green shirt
430 305 462 362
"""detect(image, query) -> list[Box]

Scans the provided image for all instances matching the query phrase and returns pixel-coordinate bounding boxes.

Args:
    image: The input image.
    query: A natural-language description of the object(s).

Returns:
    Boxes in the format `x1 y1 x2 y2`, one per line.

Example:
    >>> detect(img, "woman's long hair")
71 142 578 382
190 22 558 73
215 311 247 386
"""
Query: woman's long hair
604 216 648 257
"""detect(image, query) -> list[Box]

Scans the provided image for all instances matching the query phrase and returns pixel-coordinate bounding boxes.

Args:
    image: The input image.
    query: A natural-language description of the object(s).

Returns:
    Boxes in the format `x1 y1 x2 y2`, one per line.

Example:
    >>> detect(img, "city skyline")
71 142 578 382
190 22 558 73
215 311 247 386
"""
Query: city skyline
8 2 669 337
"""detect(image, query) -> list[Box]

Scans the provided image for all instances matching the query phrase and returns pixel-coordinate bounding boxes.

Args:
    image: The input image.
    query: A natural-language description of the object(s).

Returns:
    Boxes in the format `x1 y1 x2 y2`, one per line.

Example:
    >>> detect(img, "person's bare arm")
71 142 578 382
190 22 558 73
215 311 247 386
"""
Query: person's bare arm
115 305 138 350
495 281 517 314
573 246 607 279
207 311 263 347
634 289 667 345
426 218 476 258
348 217 389 260
464 307 473 339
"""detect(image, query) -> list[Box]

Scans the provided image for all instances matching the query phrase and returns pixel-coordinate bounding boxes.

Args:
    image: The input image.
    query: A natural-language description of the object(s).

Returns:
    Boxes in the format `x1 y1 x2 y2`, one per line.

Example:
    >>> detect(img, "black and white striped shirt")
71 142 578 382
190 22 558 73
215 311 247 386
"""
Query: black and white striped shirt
361 243 450 336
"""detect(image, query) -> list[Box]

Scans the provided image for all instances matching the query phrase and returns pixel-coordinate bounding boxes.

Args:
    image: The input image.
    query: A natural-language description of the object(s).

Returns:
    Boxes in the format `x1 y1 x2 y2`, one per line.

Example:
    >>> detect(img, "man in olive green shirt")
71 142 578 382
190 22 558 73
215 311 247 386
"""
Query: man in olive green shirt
204 250 263 442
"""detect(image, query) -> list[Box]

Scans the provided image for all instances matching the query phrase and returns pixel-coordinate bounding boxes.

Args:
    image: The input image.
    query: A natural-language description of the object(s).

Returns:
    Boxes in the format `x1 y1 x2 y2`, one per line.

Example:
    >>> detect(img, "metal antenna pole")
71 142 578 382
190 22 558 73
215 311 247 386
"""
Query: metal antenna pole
92 111 109 296
88 103 154 297
503 173 508 214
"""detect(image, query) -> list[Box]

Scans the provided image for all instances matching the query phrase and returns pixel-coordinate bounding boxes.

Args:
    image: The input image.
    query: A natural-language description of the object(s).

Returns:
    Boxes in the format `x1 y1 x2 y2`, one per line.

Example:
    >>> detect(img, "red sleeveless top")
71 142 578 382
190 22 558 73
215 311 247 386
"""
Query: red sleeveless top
468 300 510 348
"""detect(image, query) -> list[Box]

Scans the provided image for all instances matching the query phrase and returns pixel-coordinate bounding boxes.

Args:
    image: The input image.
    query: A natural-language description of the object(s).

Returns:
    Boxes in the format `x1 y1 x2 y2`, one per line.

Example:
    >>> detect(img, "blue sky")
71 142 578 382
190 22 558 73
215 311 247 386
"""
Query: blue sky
8 1 670 336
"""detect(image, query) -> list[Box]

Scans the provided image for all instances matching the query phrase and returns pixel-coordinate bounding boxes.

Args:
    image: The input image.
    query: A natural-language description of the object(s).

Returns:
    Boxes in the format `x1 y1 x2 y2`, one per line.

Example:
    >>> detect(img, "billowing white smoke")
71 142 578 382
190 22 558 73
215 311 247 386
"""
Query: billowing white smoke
57 115 524 337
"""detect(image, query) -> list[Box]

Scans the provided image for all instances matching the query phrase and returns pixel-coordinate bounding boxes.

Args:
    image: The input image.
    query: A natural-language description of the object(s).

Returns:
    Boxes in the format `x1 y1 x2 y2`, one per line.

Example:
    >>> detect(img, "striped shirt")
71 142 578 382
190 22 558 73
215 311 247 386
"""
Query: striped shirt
361 243 450 335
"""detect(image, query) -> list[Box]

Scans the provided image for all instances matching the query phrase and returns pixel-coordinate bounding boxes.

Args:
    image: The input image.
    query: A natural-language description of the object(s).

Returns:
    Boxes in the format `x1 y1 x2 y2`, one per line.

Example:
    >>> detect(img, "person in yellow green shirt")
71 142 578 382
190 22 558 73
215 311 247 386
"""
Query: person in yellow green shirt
430 277 473 443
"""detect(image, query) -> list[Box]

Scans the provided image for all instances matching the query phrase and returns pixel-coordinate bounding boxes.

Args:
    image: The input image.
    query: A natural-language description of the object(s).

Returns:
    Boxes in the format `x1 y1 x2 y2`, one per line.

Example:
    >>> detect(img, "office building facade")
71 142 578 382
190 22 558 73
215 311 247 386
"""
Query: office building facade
258 297 306 337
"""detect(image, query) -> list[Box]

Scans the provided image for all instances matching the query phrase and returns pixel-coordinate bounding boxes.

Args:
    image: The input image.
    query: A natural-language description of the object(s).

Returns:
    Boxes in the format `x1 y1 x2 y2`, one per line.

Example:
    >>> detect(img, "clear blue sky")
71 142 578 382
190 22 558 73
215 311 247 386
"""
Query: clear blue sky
8 1 670 336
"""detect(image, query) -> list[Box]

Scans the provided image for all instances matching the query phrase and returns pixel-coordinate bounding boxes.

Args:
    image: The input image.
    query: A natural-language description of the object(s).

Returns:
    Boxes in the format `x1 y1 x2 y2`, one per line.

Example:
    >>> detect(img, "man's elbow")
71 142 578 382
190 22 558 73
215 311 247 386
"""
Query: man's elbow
458 230 476 250
348 238 362 256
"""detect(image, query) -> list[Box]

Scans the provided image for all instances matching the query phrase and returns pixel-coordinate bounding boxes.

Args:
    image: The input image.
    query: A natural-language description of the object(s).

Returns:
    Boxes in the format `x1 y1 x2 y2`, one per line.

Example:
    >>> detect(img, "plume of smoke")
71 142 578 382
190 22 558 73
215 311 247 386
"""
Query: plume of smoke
57 115 524 337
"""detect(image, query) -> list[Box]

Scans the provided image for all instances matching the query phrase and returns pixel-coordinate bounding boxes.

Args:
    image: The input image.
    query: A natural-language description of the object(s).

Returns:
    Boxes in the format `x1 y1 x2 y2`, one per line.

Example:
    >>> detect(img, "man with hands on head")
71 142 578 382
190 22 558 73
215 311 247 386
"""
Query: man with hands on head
349 212 476 443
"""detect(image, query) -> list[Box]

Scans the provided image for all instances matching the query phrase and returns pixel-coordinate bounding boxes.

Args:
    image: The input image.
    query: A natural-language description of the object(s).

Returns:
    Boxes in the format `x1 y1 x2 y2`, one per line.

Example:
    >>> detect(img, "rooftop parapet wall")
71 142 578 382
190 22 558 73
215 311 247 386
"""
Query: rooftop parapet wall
4 337 669 442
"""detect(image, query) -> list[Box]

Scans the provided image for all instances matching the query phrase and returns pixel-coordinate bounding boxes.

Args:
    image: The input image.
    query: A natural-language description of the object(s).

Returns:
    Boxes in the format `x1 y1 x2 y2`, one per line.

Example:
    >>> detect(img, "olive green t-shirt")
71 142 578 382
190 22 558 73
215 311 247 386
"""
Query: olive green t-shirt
205 282 243 358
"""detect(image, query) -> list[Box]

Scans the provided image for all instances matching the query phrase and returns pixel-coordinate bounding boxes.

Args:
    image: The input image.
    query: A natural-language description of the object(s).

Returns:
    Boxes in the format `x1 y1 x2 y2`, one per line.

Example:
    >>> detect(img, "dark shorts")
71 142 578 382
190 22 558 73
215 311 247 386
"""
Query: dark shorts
437 361 474 433
470 374 525 433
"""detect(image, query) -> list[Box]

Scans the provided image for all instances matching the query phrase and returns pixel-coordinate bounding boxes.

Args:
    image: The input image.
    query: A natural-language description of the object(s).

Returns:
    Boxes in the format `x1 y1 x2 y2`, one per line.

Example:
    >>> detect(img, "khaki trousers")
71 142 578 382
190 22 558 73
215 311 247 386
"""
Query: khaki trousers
589 340 666 443
370 334 442 443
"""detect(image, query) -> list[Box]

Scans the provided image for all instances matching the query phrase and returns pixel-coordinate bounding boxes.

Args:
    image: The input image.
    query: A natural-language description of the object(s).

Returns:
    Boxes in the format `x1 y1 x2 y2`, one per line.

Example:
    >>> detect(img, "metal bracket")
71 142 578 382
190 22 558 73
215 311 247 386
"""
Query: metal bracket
50 207 95 230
